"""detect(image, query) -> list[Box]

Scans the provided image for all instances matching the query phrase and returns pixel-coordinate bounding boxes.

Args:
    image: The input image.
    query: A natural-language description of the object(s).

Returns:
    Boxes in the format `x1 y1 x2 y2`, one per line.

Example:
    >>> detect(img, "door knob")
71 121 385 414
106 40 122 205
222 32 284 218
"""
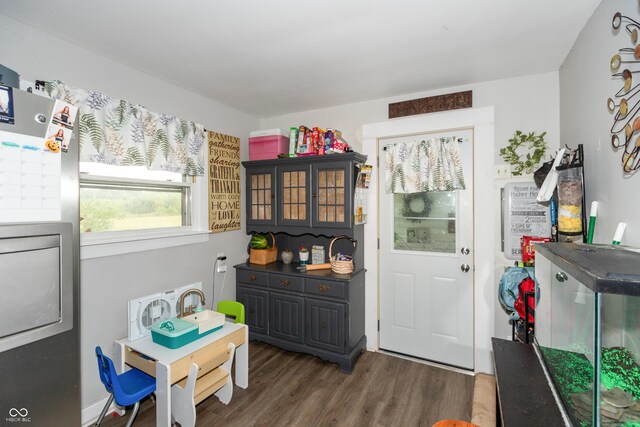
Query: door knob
461 247 470 255
461 264 470 273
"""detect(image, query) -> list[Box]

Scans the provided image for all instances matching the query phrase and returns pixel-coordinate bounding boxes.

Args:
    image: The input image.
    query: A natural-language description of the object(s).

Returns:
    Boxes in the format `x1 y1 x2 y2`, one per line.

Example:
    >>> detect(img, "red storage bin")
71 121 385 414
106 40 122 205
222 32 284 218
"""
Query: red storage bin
249 129 289 160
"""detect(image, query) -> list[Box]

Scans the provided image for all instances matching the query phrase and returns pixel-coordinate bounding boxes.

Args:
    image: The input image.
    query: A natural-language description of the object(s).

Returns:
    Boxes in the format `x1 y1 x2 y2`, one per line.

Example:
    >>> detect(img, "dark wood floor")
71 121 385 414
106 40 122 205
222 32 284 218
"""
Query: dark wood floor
101 342 474 426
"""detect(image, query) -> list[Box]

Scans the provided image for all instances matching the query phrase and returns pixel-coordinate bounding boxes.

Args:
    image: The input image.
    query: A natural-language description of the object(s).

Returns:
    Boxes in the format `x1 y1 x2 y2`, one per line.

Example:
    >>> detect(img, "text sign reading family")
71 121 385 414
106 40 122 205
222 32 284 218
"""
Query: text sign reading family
208 131 241 233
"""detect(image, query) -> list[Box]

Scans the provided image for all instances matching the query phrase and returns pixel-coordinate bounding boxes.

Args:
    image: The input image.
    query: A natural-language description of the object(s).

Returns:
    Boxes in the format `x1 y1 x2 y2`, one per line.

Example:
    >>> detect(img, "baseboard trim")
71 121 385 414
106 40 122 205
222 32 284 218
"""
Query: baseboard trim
82 396 115 427
377 348 475 376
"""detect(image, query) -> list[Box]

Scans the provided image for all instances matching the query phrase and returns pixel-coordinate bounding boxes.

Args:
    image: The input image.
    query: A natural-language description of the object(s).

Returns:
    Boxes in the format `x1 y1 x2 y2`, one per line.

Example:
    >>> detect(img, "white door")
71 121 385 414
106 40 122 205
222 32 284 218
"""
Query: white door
379 128 474 369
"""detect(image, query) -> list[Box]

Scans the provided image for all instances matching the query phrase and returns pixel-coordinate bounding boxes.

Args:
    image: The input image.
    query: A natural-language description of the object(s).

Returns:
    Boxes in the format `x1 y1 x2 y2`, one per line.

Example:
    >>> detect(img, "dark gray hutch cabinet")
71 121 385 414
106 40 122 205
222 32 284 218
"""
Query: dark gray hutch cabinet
235 152 367 373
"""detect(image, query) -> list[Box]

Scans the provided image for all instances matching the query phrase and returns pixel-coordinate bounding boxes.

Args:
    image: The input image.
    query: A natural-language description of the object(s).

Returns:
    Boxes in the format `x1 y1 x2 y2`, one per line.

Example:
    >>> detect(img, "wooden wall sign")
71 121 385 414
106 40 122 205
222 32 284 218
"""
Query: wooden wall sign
208 131 241 233
389 90 472 119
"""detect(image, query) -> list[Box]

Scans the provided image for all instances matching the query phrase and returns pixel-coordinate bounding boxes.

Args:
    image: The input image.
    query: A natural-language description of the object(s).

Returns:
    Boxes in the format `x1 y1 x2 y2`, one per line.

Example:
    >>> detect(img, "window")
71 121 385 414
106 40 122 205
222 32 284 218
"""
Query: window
393 191 457 253
79 163 191 233
79 161 210 259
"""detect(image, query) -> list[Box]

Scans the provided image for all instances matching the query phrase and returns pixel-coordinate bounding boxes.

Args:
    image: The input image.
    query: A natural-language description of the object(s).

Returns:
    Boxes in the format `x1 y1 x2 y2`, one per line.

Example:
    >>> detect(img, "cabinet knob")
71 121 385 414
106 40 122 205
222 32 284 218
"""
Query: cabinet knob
318 284 330 293
321 323 326 329
556 271 569 282
281 279 290 287
248 275 257 282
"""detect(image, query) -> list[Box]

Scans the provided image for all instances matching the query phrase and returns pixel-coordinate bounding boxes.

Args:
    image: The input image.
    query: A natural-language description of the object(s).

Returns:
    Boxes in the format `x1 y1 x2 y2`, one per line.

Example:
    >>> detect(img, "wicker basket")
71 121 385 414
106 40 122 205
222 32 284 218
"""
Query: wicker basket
249 232 277 265
329 235 356 274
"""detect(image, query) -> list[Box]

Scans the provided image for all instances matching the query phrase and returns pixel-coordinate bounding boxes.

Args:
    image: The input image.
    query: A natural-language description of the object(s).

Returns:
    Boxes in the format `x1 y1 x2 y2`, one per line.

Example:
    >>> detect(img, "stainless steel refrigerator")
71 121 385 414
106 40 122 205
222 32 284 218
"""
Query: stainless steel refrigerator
0 87 80 425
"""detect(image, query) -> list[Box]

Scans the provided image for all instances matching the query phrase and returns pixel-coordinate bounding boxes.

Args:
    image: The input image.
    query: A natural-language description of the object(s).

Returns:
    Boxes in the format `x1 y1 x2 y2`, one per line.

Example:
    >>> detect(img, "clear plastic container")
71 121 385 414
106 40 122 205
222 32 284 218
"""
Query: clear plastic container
557 166 583 235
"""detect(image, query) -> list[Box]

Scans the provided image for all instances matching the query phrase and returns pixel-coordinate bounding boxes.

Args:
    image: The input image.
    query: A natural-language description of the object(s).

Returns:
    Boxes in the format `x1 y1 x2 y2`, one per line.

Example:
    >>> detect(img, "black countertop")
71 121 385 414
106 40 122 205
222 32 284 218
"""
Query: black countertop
537 242 640 296
234 261 365 281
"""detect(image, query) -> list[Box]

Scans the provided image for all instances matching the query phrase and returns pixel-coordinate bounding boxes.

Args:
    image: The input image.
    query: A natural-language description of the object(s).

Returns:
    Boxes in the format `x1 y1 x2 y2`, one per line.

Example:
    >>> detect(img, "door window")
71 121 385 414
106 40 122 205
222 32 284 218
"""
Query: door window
393 191 456 253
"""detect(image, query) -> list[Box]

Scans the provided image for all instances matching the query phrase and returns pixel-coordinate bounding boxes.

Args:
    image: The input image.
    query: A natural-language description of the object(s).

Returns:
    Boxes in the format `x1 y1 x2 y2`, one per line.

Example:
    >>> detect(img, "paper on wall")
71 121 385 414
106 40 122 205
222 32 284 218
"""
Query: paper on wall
0 130 61 222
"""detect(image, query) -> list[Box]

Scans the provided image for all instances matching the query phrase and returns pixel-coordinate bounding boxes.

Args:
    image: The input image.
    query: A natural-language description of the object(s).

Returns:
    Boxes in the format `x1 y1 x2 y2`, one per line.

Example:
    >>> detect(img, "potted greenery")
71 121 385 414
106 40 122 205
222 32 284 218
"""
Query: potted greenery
299 246 309 265
500 130 548 176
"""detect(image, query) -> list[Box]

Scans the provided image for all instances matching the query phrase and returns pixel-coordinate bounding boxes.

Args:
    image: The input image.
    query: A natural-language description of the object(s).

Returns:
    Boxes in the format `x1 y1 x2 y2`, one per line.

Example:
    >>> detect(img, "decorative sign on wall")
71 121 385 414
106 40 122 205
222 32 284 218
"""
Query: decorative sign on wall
388 90 472 119
208 131 241 233
502 182 551 260
609 11 640 174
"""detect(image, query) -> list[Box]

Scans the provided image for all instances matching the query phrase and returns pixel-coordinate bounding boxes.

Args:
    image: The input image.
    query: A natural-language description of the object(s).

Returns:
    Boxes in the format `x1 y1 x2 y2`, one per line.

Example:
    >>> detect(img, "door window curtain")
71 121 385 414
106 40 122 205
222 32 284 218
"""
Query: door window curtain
385 137 466 193
44 80 206 176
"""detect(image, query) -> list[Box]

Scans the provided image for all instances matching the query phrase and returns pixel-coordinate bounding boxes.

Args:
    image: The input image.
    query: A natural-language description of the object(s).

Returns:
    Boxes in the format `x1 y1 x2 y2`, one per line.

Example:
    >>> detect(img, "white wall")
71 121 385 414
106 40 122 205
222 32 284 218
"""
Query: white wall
560 0 639 247
261 72 560 165
263 72 561 363
0 14 259 418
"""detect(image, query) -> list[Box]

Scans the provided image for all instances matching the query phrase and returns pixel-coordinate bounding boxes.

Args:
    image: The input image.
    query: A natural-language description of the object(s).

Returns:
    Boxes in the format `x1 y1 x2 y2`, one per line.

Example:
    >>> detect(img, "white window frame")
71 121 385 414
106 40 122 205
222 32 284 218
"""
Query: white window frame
79 174 210 259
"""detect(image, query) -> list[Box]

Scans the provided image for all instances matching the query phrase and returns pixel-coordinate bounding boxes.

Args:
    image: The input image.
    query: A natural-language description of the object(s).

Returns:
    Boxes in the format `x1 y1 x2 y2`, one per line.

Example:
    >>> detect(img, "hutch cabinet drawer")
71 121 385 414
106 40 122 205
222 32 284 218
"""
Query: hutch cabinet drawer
305 278 347 300
269 274 304 292
237 269 268 286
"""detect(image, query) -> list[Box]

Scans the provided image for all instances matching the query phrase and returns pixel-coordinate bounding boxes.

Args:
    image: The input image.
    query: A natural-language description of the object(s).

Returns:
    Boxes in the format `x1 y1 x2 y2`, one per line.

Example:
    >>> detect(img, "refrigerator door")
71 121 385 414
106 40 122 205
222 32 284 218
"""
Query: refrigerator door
0 89 80 426
0 223 73 352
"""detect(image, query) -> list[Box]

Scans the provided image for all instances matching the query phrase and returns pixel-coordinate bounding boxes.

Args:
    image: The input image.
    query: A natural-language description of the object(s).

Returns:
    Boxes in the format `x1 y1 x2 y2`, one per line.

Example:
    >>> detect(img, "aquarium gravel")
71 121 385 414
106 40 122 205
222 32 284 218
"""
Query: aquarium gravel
540 346 640 426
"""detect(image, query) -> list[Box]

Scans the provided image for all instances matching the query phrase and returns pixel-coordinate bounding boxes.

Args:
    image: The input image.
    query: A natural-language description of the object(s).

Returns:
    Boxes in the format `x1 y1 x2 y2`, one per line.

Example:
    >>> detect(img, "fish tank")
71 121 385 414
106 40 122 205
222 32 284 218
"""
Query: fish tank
535 243 640 427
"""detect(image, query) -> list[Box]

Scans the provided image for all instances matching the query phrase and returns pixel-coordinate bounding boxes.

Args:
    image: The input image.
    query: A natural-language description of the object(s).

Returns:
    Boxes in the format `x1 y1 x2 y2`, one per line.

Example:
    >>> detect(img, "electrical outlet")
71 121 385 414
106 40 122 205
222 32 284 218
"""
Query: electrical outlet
216 252 227 273
495 164 511 178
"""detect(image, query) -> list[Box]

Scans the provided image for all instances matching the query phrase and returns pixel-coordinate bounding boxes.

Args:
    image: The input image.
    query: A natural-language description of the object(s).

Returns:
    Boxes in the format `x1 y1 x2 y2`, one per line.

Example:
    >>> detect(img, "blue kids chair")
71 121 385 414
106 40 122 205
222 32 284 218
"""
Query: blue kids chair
95 346 156 427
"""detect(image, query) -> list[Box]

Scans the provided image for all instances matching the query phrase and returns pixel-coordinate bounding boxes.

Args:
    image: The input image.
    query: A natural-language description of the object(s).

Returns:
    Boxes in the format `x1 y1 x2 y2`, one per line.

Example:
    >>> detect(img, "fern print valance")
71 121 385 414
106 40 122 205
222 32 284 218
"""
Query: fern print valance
44 80 206 176
384 137 466 193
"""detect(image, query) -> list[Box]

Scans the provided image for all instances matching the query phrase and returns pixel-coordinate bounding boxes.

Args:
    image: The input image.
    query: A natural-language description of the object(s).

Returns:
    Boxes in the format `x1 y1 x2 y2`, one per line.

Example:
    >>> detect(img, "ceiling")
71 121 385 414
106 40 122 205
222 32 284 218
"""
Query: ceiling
1 0 601 117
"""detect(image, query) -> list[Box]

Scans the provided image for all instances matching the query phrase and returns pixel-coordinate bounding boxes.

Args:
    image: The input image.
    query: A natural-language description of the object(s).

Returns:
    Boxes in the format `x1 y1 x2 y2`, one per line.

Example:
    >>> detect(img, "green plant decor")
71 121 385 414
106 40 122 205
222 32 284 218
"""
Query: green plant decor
500 131 548 176
401 193 433 219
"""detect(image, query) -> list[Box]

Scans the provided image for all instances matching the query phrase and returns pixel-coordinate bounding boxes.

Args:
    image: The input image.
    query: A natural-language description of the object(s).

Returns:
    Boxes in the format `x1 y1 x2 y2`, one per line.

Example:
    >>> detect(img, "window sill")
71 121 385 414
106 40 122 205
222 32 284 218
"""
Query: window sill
80 228 211 260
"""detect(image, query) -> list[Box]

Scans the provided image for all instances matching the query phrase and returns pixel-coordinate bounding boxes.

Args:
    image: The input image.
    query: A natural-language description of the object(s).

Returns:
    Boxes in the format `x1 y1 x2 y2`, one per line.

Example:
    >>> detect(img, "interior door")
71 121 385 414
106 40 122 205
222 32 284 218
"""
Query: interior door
379 128 474 370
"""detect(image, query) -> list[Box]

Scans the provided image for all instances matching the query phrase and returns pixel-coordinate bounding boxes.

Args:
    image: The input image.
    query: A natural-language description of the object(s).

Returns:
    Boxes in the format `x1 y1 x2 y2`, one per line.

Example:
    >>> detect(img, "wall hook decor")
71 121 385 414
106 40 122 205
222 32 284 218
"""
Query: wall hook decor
609 10 640 174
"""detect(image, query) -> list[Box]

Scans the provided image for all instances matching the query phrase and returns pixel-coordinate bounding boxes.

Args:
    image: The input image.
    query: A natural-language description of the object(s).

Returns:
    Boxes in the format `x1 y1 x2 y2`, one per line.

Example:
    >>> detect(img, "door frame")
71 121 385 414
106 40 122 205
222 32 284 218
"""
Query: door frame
361 107 495 373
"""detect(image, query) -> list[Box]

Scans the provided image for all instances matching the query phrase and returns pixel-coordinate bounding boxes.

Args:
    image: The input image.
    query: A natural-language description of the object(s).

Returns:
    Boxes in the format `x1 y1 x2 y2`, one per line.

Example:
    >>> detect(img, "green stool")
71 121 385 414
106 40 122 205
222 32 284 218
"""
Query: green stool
217 300 245 324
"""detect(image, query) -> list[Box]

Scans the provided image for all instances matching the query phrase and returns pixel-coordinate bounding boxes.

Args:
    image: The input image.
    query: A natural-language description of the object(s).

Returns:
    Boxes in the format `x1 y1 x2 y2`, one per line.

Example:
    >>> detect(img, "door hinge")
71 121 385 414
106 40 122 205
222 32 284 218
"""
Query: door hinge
377 155 379 168
377 238 380 250
377 319 380 331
